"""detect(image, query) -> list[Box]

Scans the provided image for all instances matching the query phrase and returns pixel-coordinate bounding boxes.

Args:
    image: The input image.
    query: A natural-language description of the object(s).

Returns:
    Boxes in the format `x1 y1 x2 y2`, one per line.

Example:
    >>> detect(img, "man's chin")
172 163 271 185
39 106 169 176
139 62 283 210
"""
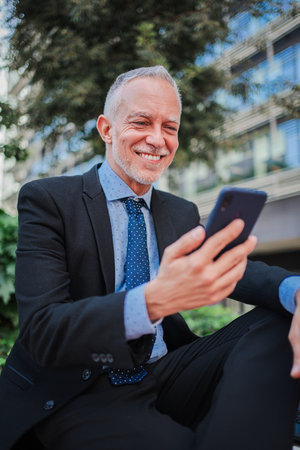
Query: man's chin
131 174 160 186
113 155 166 186
130 167 165 185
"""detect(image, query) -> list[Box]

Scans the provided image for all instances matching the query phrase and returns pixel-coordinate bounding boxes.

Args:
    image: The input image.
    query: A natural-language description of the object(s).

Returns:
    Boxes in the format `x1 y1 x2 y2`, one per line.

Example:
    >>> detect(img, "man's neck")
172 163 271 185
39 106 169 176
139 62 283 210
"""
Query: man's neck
98 160 153 207
105 158 152 196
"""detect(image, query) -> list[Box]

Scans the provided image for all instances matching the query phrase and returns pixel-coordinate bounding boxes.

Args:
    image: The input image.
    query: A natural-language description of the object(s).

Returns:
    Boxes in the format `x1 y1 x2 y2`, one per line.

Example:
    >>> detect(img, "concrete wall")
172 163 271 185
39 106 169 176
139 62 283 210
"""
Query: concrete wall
252 194 300 255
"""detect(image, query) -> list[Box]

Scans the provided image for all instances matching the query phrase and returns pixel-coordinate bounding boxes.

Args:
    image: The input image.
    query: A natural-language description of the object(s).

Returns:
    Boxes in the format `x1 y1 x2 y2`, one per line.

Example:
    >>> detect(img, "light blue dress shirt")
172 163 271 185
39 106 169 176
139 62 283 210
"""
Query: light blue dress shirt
98 160 300 364
279 276 300 314
98 161 167 362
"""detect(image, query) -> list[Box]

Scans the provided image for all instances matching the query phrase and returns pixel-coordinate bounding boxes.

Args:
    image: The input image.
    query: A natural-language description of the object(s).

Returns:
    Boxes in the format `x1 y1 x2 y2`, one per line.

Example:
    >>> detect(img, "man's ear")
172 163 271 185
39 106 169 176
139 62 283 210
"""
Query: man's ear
97 115 112 144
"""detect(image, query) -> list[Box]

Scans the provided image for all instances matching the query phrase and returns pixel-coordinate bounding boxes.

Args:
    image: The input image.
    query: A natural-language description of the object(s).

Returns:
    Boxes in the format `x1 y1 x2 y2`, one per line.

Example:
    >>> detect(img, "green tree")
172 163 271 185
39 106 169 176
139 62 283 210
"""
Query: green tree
0 210 17 307
182 304 239 336
0 209 18 370
3 0 295 166
0 101 28 161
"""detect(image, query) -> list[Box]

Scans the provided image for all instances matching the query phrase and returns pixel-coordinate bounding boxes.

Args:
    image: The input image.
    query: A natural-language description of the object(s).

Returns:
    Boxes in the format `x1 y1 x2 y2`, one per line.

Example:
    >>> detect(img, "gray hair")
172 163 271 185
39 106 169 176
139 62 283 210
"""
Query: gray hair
103 65 181 119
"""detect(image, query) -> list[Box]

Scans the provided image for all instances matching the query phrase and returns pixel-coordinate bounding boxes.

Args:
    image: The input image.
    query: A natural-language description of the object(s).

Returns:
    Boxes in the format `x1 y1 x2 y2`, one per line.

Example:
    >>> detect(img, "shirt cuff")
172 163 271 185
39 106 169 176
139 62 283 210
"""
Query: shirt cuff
279 275 300 314
124 283 156 340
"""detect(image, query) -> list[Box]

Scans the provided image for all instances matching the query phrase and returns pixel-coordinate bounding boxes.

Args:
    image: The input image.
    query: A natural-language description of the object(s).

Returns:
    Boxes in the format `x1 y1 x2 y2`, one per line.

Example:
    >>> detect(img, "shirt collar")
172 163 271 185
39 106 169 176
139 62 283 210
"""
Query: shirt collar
98 160 153 209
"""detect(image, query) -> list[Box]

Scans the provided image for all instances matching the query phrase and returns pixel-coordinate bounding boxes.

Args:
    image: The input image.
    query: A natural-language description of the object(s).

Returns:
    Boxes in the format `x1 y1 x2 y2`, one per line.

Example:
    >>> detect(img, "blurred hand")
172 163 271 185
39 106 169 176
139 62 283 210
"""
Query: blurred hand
145 219 257 321
289 289 300 378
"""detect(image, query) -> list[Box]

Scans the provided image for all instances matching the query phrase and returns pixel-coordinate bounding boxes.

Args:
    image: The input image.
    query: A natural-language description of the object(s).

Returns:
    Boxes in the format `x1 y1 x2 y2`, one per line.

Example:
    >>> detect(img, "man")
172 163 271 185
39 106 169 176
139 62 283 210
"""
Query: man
1 65 300 450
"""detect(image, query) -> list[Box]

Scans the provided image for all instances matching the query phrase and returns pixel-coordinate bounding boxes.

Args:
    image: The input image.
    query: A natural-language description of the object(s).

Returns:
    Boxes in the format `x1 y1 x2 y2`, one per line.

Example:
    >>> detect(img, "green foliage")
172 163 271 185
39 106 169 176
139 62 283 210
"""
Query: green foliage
0 101 17 129
0 101 28 161
0 209 18 304
182 304 239 336
3 0 294 166
1 139 28 161
0 328 18 372
0 209 18 327
0 210 18 371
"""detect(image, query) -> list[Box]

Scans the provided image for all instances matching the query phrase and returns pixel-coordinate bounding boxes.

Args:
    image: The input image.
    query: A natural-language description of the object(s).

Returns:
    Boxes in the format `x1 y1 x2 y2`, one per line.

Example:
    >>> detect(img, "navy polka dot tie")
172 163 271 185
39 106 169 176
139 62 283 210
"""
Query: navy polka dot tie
107 366 148 386
108 198 150 386
123 198 150 289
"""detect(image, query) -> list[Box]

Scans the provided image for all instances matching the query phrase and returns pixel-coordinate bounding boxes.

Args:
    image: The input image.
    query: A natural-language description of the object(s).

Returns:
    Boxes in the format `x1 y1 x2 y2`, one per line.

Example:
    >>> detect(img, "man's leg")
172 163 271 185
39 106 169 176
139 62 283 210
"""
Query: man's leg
151 307 300 450
34 367 194 450
34 307 299 449
34 306 259 450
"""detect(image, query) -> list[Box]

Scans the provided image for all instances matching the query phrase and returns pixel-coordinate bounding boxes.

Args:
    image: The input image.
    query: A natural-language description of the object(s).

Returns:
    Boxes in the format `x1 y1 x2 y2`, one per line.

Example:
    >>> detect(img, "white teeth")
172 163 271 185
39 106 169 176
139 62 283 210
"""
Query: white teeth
140 153 161 161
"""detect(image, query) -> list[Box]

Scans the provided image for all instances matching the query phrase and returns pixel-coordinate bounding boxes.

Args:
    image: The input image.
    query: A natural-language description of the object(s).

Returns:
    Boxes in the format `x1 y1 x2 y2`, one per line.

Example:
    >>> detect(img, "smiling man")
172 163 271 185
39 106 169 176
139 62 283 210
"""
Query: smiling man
98 74 181 193
1 66 300 450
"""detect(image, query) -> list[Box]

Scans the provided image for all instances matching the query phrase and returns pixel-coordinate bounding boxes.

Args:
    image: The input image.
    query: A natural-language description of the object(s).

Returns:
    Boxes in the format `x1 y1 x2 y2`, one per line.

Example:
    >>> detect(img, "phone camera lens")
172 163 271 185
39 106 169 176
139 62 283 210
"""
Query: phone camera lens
221 194 233 211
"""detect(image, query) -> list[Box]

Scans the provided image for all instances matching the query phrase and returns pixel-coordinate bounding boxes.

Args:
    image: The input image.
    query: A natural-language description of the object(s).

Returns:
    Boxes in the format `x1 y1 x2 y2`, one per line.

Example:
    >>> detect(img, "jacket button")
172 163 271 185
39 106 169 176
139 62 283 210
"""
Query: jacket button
107 353 114 363
100 353 107 363
43 400 55 411
82 369 92 381
91 353 100 363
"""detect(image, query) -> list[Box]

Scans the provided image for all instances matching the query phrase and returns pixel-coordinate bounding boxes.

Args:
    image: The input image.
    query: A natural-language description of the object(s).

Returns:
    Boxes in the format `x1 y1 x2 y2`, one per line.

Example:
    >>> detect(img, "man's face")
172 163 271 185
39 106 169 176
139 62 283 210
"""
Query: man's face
103 77 181 194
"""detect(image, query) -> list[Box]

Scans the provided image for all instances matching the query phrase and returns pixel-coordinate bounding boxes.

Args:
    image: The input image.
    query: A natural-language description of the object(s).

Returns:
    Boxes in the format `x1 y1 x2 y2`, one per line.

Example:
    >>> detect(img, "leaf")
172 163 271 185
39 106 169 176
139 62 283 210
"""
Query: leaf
0 278 15 305
0 210 18 306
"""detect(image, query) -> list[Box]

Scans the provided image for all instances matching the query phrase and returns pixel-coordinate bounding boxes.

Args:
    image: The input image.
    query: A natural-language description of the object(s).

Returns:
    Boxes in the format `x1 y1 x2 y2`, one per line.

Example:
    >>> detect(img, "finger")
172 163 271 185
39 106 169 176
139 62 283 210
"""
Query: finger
210 283 240 305
212 257 248 298
290 364 300 378
214 235 257 278
200 219 245 260
163 225 205 262
289 305 300 378
290 344 300 379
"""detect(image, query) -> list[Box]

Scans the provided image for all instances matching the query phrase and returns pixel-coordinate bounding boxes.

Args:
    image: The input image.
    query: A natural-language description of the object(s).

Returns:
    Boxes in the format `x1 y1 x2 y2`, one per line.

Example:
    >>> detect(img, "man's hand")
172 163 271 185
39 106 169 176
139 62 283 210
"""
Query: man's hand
289 288 300 378
145 220 257 321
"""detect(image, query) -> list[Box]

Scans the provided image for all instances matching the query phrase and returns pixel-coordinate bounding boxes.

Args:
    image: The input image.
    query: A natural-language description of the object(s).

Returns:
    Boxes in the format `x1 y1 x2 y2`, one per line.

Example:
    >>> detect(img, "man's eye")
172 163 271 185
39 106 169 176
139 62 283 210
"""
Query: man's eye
133 121 147 126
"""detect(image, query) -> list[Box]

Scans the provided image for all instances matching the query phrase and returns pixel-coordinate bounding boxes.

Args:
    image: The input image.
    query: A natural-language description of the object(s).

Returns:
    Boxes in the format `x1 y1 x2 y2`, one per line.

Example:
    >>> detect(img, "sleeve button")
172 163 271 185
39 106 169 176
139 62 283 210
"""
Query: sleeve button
81 369 92 381
107 353 114 363
91 353 100 363
43 400 55 411
100 353 107 363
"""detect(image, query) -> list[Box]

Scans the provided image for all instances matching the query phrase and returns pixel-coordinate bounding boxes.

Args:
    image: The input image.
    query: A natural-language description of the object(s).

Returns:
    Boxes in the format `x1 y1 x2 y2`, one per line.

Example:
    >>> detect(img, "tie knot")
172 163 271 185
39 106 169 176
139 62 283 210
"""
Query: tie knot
123 198 145 216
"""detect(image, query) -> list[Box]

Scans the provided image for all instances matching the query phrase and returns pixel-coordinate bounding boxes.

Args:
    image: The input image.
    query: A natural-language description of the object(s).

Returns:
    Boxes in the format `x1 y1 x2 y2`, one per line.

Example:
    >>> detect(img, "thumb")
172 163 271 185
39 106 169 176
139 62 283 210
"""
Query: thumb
290 345 300 378
163 225 205 262
289 305 300 378
290 362 300 378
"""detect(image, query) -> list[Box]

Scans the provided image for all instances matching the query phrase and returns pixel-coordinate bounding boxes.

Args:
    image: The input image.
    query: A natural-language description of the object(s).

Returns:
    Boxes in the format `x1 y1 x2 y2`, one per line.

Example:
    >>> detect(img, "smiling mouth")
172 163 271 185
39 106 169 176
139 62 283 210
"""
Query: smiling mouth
136 152 166 161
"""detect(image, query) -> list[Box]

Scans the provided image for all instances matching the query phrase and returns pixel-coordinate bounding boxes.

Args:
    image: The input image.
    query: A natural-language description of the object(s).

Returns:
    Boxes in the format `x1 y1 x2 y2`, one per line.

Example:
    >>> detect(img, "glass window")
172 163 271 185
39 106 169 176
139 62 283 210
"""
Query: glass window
279 119 300 167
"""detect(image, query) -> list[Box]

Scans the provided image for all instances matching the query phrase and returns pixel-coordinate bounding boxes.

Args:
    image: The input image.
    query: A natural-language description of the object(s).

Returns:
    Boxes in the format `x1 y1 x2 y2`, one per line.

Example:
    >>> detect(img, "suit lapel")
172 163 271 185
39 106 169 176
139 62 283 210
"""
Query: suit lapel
81 168 178 290
82 165 115 293
151 189 178 260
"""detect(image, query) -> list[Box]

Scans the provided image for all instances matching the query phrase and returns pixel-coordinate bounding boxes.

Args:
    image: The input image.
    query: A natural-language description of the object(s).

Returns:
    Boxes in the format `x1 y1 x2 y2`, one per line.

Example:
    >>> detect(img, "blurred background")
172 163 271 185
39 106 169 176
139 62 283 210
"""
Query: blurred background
0 0 299 362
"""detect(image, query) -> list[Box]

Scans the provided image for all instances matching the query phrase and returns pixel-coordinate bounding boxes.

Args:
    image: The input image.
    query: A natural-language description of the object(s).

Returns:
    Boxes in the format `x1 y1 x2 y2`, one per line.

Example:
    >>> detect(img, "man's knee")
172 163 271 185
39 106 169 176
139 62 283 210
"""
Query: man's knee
226 306 293 378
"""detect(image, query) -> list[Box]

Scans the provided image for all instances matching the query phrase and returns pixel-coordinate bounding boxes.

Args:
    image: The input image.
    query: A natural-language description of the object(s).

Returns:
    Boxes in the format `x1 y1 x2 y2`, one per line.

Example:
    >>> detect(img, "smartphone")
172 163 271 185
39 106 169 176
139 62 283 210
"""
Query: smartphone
205 186 267 254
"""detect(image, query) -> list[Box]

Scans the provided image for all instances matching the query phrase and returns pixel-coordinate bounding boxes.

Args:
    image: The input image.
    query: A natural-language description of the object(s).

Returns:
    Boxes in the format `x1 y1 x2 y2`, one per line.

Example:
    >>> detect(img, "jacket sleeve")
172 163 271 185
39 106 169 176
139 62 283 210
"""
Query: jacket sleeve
231 258 295 317
15 181 153 369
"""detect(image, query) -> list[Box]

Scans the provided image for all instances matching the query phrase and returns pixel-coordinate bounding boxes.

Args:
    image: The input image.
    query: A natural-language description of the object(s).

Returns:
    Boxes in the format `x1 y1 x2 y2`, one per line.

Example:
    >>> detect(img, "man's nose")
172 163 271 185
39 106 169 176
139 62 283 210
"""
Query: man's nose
145 127 165 149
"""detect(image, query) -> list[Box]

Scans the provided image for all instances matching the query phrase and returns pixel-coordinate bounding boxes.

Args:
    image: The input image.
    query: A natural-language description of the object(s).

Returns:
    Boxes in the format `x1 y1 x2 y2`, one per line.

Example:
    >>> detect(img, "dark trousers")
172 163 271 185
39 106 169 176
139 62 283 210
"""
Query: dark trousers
35 307 300 450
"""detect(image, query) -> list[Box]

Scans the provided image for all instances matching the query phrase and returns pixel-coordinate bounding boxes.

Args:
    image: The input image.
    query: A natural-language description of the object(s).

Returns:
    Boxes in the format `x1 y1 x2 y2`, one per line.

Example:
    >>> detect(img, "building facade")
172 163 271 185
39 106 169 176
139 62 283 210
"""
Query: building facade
168 4 300 273
1 3 300 274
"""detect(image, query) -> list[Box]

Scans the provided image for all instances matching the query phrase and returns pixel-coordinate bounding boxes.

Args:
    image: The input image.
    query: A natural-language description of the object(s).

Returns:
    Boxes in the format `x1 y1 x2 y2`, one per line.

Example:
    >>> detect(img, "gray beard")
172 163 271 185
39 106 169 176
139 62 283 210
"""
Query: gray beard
110 141 165 186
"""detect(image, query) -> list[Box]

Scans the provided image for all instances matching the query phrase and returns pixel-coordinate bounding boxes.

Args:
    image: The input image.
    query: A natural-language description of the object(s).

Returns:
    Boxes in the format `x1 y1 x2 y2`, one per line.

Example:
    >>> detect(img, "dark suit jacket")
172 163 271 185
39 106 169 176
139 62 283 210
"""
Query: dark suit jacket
0 164 292 449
